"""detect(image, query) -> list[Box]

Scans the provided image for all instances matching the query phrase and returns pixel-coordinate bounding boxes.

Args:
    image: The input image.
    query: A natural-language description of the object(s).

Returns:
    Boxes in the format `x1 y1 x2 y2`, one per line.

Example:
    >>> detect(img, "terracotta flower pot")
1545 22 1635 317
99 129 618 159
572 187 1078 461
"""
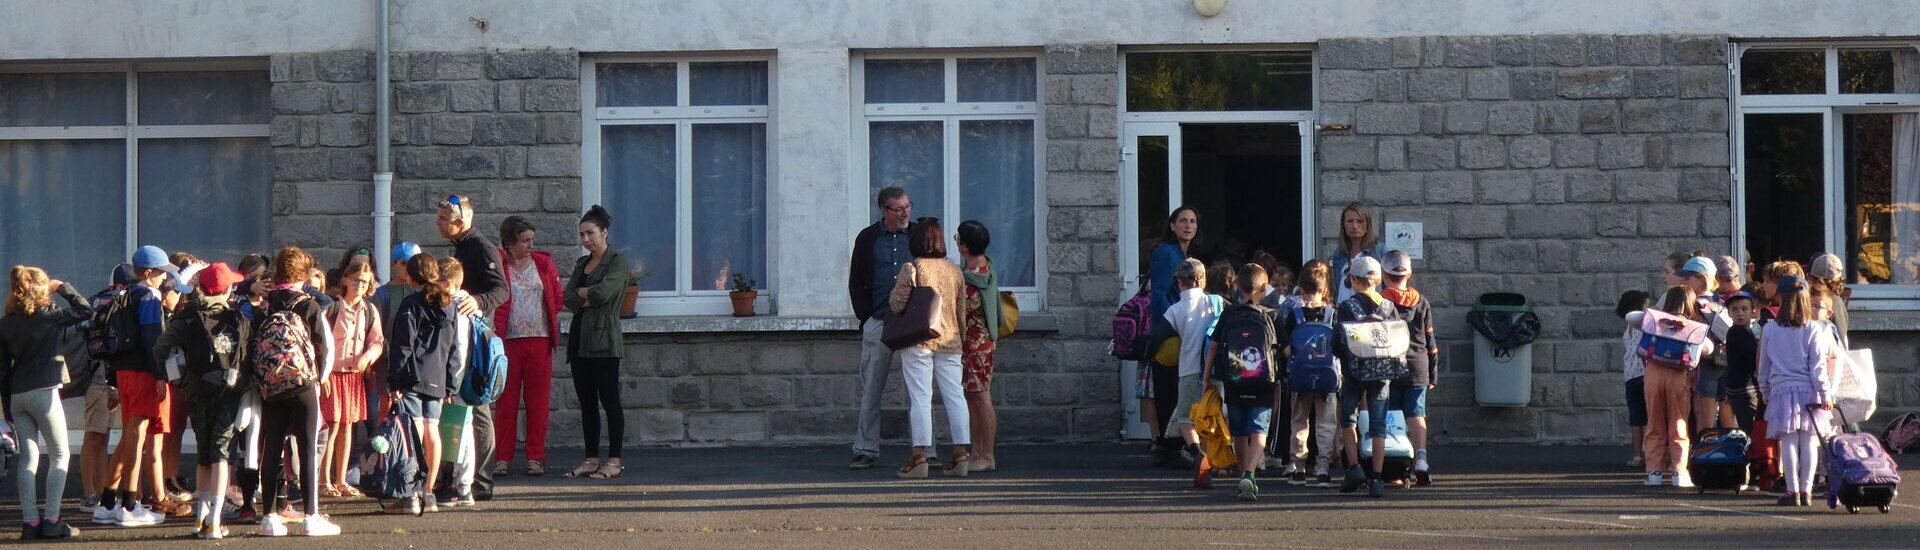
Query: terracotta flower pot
729 291 758 317
620 283 640 319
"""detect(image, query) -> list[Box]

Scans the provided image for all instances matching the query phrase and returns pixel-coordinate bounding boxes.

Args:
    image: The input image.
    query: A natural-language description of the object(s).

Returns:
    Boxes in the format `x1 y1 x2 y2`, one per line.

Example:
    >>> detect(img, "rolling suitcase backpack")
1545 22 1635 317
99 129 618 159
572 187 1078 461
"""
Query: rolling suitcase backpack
1356 410 1415 484
1688 427 1751 493
1814 406 1901 514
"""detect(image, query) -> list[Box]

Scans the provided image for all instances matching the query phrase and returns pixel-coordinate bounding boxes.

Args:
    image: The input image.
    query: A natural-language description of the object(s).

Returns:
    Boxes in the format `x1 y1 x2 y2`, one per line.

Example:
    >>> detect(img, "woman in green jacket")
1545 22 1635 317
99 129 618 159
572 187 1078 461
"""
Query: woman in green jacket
563 205 628 480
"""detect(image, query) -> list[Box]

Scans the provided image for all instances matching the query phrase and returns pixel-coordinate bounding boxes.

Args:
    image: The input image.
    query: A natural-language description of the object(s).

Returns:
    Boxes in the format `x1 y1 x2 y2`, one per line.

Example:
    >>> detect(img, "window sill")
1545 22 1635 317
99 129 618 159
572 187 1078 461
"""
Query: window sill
558 312 1062 334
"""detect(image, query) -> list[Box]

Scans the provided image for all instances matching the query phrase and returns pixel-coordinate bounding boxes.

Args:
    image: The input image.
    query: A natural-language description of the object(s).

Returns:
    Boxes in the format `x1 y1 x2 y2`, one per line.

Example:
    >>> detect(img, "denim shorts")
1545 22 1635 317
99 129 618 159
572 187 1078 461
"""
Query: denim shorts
396 393 443 421
1339 380 1391 438
1386 384 1428 418
1227 404 1273 437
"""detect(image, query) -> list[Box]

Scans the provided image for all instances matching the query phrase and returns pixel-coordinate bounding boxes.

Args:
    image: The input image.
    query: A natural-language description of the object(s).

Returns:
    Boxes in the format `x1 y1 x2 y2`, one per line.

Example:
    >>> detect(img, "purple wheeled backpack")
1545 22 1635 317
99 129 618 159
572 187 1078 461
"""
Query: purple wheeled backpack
1815 407 1902 514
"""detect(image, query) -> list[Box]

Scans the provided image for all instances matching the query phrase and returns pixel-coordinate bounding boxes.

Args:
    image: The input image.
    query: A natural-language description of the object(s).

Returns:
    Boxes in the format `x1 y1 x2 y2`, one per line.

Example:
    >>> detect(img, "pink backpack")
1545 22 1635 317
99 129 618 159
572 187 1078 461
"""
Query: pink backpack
1635 309 1708 371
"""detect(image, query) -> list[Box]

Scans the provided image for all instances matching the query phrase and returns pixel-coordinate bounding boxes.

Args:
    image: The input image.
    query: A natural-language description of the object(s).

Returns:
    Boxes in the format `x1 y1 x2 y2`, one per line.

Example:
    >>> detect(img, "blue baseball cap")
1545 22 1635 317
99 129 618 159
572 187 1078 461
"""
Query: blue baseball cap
1675 256 1716 279
393 242 423 262
131 246 178 273
109 263 137 287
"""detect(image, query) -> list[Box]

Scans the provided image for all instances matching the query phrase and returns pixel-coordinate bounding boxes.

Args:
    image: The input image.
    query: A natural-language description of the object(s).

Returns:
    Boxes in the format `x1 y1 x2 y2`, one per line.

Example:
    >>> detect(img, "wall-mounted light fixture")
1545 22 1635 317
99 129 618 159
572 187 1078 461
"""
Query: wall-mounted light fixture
1193 0 1227 17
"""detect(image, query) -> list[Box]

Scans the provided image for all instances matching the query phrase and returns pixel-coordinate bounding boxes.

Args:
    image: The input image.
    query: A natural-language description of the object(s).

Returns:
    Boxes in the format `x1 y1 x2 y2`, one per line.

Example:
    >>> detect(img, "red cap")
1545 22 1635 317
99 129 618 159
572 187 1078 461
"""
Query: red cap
198 262 247 295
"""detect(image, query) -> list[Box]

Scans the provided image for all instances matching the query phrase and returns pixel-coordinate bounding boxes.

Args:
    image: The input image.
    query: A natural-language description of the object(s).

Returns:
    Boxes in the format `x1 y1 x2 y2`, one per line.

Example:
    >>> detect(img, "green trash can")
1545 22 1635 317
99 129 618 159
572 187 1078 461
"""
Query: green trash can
1467 292 1537 407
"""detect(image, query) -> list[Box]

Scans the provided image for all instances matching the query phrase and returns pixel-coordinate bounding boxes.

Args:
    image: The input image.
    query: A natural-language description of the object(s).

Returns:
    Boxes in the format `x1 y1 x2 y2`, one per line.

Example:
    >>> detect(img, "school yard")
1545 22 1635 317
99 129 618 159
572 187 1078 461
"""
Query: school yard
9 443 1919 549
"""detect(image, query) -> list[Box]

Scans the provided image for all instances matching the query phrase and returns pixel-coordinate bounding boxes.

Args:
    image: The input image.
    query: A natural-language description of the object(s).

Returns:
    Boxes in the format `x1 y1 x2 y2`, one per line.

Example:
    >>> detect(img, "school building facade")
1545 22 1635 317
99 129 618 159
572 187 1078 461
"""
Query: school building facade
3 1 1917 446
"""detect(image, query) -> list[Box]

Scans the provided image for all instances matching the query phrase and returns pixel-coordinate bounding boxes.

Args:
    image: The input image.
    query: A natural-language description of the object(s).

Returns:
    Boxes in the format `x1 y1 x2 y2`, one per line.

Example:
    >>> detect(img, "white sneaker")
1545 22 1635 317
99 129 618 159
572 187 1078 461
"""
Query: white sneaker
120 504 164 527
301 515 341 537
1414 458 1430 472
198 523 229 540
1673 472 1695 488
1644 471 1664 486
258 514 289 537
91 505 118 525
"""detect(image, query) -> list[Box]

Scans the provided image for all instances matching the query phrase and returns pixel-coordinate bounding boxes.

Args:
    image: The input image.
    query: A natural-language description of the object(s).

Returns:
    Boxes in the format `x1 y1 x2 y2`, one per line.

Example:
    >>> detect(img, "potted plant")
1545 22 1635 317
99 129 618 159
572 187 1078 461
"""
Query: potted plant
729 272 758 317
621 261 650 319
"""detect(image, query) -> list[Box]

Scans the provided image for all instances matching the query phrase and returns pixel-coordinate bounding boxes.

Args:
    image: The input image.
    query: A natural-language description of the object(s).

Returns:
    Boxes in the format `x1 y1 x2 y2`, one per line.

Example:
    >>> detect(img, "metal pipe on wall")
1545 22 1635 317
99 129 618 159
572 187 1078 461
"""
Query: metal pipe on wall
373 0 394 281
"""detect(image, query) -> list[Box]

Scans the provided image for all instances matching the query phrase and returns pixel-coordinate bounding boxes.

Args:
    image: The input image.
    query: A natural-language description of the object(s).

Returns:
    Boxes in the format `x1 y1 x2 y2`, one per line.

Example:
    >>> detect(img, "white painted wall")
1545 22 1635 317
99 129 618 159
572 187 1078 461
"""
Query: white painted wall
6 0 1919 61
770 50 854 317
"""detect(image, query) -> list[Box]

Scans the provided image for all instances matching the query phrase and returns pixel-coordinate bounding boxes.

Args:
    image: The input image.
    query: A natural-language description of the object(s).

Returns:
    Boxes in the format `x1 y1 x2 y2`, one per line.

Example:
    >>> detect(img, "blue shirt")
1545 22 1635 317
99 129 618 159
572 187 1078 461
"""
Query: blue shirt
1147 243 1187 321
869 226 911 317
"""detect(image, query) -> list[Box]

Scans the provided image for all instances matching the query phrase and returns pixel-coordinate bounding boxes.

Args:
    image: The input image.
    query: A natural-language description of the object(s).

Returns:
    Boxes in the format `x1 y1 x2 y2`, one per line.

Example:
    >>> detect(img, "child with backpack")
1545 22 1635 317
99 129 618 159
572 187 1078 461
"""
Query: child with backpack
149 263 250 539
386 252 462 514
1757 275 1837 507
1281 260 1339 488
1204 264 1281 501
435 256 479 507
1162 258 1221 488
1378 250 1438 486
1674 255 1736 435
1333 256 1408 499
94 246 186 526
1628 286 1717 488
250 248 340 537
1615 290 1652 469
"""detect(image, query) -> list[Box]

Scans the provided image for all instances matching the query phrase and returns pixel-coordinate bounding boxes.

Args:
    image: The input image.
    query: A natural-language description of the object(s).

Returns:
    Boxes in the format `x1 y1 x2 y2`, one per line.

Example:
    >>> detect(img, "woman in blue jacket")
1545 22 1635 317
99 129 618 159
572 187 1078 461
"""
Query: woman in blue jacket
1144 206 1198 464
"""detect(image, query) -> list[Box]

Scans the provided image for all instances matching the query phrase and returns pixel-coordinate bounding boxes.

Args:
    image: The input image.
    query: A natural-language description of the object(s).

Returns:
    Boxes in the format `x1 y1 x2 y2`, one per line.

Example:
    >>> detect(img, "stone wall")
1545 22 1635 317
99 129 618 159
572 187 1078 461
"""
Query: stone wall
269 49 584 264
1316 35 1734 444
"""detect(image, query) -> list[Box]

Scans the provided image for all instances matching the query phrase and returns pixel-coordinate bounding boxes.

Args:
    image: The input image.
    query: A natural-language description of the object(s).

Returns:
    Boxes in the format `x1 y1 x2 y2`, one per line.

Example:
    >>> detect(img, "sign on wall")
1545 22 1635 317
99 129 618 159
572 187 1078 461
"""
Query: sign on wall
1387 221 1423 259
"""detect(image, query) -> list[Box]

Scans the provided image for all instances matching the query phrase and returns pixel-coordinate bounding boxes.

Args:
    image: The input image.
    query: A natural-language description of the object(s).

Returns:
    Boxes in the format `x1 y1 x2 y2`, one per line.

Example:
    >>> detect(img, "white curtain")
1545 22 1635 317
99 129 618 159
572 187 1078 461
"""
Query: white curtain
959 120 1037 287
1893 49 1920 284
0 140 126 292
600 124 677 292
867 120 945 219
690 123 767 291
137 71 269 125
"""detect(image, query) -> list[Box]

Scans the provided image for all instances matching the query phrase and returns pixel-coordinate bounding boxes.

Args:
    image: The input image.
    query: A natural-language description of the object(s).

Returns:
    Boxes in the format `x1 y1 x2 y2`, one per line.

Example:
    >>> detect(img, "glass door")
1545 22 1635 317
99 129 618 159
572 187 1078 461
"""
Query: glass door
1119 122 1178 440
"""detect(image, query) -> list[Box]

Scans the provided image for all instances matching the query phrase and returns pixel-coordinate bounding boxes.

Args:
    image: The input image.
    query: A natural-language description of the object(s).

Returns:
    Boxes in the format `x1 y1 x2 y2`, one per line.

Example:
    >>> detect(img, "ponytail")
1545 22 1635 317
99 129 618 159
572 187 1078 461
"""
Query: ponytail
408 253 451 309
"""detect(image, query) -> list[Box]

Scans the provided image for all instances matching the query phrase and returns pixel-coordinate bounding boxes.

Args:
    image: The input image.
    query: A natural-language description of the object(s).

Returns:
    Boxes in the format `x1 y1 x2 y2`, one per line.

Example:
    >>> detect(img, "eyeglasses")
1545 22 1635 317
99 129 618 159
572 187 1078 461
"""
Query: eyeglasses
883 202 913 214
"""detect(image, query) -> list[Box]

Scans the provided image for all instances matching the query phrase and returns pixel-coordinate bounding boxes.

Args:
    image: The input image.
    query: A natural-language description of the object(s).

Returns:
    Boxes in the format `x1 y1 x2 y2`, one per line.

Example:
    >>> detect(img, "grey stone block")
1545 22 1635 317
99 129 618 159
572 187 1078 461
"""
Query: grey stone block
1050 142 1080 173
1320 70 1375 102
450 81 496 112
1046 105 1088 139
525 81 580 112
1596 206 1639 237
1427 240 1477 272
1465 69 1510 100
1425 171 1474 203
429 115 474 145
1378 139 1407 171
1459 137 1508 169
316 116 369 147
1320 38 1393 70
1666 36 1728 65
487 50 579 80
1678 66 1729 98
687 412 767 442
537 113 582 144
1079 140 1119 170
1409 70 1466 101
1509 135 1552 168
1623 99 1686 133
1443 103 1488 133
1633 68 1678 98
272 82 331 115
1580 102 1620 133
1045 172 1118 207
1488 104 1536 135
1355 104 1421 135
300 119 318 147
1512 206 1594 238
473 114 538 146
1494 36 1534 66
316 51 371 83
1478 241 1536 273
1420 105 1445 134
1511 70 1556 100
1447 37 1495 67
1362 173 1424 205
527 146 580 177
1566 171 1613 202
1701 204 1732 237
1410 139 1458 171
1596 136 1647 169
1069 74 1117 105
270 118 299 146
496 81 524 112
1045 75 1073 104
436 52 485 81
1048 243 1089 274
1667 134 1730 167
1535 36 1587 67
1640 204 1700 236
1687 99 1730 132
1537 240 1573 272
1586 36 1618 66
1619 36 1665 66
450 149 501 179
1375 72 1407 102
1614 172 1679 202
1320 137 1376 169
1391 37 1424 68
1320 104 1355 126
405 52 437 81
1478 171 1533 204
1553 136 1599 168
396 82 448 113
1537 103 1580 134
540 180 579 213
1557 68 1631 99
1044 43 1118 75
1087 106 1118 138
1679 171 1733 201
394 149 450 179
330 86 357 113
1320 172 1361 205
273 150 329 182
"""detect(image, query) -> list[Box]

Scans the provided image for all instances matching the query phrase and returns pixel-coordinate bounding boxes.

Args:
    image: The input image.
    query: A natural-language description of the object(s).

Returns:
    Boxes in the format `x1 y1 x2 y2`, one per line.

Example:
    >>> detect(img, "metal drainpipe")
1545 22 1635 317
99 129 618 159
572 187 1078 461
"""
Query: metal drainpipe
373 0 394 281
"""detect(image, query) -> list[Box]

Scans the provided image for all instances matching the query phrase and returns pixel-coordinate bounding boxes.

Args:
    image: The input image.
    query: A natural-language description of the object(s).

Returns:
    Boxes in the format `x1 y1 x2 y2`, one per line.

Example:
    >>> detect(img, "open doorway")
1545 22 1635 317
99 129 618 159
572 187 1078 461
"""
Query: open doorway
1129 123 1305 277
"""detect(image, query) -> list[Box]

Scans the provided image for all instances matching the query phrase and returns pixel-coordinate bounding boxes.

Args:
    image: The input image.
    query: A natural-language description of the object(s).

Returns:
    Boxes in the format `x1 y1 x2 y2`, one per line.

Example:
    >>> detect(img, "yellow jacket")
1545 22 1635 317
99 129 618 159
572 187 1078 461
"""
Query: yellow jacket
1189 384 1237 470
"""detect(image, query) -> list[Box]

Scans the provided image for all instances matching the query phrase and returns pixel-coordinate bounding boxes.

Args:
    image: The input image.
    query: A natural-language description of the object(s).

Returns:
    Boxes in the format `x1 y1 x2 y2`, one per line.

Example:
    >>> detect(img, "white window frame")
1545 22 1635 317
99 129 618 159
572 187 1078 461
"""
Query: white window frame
580 55 776 316
850 51 1048 311
0 60 271 260
1733 42 1920 309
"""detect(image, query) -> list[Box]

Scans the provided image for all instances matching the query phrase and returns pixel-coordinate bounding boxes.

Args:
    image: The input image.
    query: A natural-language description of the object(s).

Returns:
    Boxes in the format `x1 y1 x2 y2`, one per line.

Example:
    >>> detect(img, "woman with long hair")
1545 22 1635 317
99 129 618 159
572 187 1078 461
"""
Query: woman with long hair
564 205 630 480
1 266 92 539
1143 206 1198 465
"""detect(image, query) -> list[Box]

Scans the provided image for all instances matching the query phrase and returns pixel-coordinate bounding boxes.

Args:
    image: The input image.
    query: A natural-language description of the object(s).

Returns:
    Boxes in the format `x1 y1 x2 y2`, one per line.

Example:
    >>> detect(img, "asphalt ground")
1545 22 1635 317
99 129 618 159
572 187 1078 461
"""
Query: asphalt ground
3 443 1918 548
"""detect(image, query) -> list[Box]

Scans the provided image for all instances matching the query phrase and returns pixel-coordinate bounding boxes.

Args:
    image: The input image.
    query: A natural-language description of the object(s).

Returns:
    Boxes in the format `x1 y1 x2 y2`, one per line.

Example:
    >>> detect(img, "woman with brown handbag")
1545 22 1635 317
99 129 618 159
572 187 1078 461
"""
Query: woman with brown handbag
886 218 971 479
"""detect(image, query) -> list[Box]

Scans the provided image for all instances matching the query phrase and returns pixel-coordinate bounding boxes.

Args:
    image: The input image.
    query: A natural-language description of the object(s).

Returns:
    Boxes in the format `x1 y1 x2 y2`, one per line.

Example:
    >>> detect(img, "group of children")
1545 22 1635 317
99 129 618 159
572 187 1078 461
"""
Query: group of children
1619 250 1852 506
1157 245 1439 502
0 240 491 540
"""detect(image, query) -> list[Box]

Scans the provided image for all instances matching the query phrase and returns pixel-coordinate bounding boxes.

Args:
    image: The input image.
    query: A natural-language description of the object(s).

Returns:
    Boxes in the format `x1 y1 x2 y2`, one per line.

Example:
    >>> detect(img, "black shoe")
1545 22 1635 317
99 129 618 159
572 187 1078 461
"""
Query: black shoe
1368 480 1385 498
849 455 876 470
37 520 76 539
1289 470 1308 486
20 523 38 541
1339 466 1366 494
1777 494 1797 506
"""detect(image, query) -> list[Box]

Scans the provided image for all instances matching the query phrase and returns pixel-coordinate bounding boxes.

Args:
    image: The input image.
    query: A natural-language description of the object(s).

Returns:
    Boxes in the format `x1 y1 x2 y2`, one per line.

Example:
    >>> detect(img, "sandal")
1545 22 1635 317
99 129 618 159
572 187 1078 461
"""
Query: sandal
897 455 929 479
493 462 511 477
526 460 546 477
562 460 599 479
338 484 364 498
321 486 344 498
943 452 971 478
588 463 625 480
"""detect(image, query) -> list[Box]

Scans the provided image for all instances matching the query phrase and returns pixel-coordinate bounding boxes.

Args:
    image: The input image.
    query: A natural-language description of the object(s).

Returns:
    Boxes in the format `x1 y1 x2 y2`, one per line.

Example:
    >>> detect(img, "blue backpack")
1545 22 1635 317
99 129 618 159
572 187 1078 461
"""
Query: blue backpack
1286 305 1341 394
367 410 424 507
459 316 507 406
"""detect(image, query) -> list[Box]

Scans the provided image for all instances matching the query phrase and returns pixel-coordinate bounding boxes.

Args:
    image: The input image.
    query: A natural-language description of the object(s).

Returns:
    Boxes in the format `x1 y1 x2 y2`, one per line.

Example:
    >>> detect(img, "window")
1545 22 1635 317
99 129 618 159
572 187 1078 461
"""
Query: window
856 55 1043 302
0 64 269 292
583 58 770 315
1735 44 1920 305
1125 51 1314 112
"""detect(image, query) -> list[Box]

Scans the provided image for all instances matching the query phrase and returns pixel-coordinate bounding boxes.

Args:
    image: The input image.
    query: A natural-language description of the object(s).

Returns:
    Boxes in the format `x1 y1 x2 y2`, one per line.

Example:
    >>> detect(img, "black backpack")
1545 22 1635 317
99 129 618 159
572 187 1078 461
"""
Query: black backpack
180 305 252 399
1209 303 1279 384
85 289 139 361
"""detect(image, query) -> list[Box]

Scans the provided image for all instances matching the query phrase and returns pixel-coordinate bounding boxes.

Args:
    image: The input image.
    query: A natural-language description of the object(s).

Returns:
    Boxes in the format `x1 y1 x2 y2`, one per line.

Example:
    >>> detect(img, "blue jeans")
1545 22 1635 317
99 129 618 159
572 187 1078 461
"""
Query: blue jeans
1340 380 1391 439
1386 385 1428 418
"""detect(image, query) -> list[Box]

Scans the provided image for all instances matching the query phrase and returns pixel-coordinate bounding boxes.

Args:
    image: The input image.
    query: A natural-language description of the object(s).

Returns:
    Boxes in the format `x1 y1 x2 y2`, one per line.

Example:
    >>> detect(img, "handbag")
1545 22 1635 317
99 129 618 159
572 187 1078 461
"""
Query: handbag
882 264 943 350
997 291 1019 339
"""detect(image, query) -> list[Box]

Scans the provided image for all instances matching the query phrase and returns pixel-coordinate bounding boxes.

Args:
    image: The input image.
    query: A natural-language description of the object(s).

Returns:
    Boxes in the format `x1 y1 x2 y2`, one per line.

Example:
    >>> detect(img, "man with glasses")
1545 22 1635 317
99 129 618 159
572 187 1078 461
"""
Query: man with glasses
846 187 914 470
436 195 510 501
